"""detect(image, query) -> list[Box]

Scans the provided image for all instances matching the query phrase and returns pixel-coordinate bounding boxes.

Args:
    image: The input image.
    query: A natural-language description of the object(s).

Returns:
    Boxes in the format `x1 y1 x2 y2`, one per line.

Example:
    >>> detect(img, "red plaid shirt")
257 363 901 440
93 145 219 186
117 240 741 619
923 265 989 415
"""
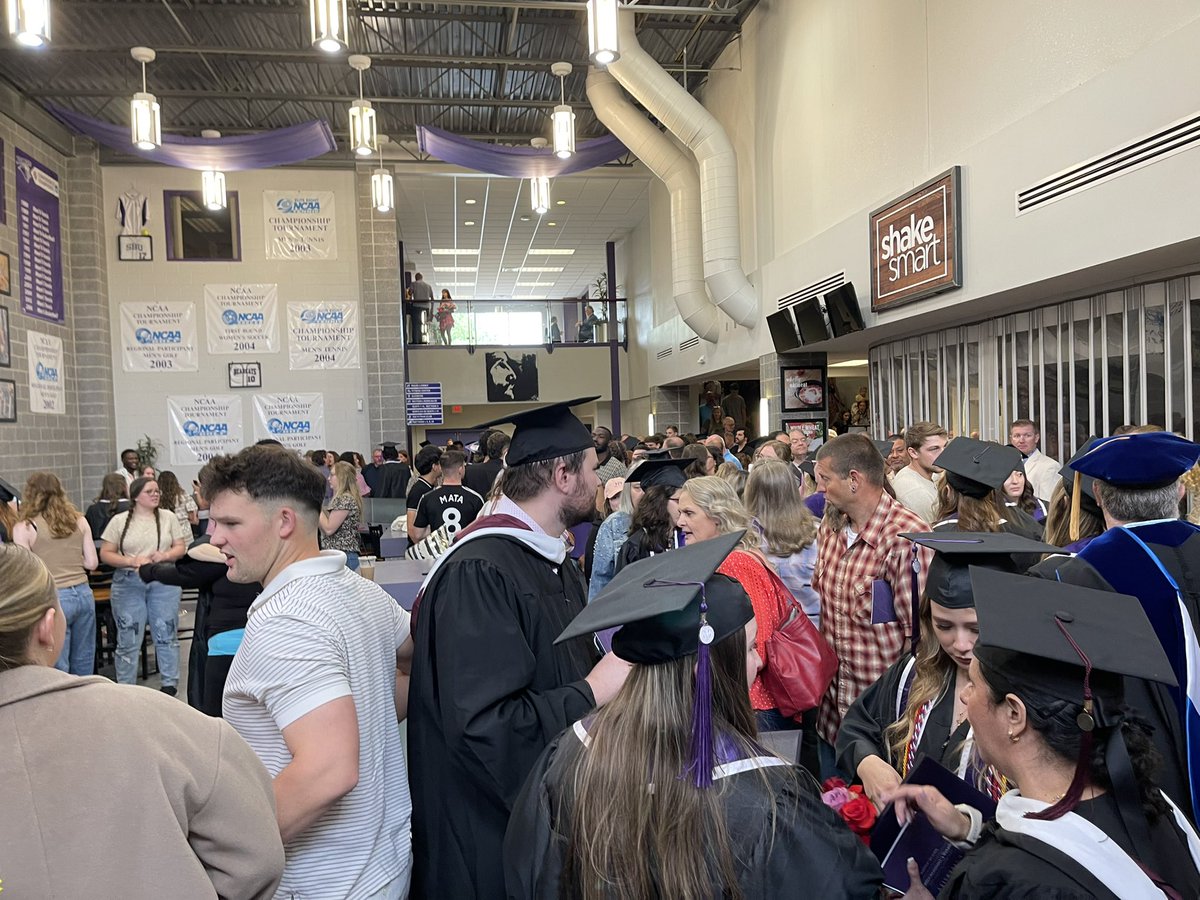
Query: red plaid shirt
814 492 932 744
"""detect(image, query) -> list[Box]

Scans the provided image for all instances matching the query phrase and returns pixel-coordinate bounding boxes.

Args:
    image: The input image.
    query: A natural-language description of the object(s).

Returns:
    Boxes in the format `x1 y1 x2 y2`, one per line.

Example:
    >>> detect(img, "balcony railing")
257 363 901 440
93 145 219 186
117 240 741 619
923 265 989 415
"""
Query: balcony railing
405 297 628 348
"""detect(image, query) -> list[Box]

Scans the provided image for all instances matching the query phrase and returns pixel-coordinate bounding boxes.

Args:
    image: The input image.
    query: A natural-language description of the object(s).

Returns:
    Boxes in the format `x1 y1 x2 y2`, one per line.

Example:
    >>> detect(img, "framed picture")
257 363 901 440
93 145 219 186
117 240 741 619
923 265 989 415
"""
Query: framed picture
0 379 15 422
118 235 153 261
228 361 263 389
0 251 9 296
781 365 826 412
0 306 9 367
783 417 827 449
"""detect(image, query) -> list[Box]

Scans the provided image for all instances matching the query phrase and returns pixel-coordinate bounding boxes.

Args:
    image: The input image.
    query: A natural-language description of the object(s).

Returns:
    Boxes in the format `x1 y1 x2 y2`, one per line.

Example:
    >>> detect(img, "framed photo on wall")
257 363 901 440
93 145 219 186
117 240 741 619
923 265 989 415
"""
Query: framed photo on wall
783 417 827 449
781 365 827 413
0 251 10 296
0 306 9 367
0 378 15 422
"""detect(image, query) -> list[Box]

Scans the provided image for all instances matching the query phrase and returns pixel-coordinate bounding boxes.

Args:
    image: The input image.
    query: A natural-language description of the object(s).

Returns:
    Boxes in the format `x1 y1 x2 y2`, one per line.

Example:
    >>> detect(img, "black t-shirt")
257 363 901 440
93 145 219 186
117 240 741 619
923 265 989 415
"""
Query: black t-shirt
407 476 437 512
414 484 484 536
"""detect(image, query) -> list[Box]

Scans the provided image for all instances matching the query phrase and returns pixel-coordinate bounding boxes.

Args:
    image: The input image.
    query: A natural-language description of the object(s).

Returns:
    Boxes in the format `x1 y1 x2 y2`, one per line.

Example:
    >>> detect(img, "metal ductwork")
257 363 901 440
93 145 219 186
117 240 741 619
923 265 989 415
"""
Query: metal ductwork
607 9 759 328
586 67 721 343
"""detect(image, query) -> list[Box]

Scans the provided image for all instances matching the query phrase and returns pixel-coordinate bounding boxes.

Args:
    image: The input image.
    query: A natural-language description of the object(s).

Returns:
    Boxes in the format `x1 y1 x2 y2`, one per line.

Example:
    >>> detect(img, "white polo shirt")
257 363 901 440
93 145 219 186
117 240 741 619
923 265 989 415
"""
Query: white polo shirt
224 550 411 900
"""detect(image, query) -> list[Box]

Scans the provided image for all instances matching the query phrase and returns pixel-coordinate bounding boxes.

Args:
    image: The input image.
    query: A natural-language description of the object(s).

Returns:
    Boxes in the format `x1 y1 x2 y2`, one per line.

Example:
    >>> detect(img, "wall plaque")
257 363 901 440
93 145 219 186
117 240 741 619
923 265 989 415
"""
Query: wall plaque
870 167 962 311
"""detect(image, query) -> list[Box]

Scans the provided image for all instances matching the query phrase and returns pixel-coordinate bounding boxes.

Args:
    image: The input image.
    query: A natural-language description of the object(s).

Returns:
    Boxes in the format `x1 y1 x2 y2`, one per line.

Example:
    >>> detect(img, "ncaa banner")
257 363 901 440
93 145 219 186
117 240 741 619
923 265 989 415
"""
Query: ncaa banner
26 330 64 415
287 300 360 370
264 191 337 260
251 392 325 452
205 283 279 354
167 395 244 465
120 302 198 372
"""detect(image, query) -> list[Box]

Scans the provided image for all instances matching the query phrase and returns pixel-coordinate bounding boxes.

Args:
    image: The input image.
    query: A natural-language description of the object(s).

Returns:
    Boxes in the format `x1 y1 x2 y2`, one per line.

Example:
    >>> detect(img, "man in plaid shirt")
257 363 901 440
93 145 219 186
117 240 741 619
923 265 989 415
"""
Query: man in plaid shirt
812 433 933 777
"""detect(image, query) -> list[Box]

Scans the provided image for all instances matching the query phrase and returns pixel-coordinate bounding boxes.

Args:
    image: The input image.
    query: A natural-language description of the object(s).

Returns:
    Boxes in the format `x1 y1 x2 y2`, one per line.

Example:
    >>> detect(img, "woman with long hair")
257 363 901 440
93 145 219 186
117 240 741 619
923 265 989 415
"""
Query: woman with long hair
1043 437 1106 551
931 438 1044 546
156 470 198 538
437 289 457 345
999 465 1047 523
837 532 1054 808
614 460 690 572
12 472 99 675
339 450 372 497
505 538 883 899
98 476 188 692
319 460 364 570
681 442 716 479
743 460 820 628
85 473 130 541
888 572 1200 899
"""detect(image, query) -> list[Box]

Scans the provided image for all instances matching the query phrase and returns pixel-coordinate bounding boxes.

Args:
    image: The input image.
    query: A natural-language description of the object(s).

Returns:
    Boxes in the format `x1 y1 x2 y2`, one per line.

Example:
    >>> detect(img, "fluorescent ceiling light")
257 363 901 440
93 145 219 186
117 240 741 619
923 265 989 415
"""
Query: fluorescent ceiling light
516 282 555 287
464 199 477 205
430 248 480 255
433 266 478 273
527 248 575 255
829 359 870 368
516 266 564 273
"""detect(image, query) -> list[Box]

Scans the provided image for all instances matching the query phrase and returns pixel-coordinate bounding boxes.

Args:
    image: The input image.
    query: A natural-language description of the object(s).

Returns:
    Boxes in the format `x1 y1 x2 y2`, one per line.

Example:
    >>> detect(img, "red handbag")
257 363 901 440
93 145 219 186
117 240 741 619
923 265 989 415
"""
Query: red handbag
759 566 838 719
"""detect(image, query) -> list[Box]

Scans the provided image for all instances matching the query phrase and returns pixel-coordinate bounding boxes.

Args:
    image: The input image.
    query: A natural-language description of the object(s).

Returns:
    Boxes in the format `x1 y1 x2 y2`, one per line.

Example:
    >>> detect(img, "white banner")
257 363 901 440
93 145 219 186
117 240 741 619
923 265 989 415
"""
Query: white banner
120 302 198 372
264 191 337 260
287 301 360 370
205 283 279 354
251 393 325 451
26 330 64 415
167 395 245 465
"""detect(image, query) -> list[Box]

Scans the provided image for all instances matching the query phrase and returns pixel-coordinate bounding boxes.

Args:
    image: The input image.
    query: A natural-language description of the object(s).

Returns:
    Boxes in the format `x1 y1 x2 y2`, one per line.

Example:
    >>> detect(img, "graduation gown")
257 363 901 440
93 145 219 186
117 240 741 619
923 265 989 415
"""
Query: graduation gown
504 726 884 899
408 533 601 899
933 510 1046 571
837 654 971 779
942 792 1200 899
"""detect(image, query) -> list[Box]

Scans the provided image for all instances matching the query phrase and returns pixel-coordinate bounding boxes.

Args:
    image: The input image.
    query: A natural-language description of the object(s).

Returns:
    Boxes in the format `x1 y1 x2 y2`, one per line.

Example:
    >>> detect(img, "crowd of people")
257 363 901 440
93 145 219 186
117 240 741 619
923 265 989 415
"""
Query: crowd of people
2 405 1200 899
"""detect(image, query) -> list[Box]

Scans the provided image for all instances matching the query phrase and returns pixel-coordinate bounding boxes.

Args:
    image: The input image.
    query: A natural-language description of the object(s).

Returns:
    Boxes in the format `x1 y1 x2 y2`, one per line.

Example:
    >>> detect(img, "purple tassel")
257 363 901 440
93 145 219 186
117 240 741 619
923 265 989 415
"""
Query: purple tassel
689 606 716 789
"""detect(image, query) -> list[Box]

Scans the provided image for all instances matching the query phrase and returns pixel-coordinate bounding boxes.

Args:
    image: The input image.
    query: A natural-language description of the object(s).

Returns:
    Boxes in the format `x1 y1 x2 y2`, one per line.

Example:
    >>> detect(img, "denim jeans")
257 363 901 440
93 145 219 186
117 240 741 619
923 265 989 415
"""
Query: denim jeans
345 550 360 571
110 568 181 687
54 582 96 676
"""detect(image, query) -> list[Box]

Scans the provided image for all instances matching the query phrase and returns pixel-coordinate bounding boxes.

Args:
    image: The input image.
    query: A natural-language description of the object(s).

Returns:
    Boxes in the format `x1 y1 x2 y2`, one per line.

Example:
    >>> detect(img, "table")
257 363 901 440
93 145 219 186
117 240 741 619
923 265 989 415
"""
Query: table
373 558 434 610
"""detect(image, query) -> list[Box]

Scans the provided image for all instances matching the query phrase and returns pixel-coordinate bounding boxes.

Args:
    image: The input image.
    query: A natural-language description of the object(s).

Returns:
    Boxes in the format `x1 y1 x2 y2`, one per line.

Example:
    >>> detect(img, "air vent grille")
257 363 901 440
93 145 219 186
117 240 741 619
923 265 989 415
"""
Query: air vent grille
777 271 846 313
678 336 700 352
656 347 673 360
1018 111 1200 213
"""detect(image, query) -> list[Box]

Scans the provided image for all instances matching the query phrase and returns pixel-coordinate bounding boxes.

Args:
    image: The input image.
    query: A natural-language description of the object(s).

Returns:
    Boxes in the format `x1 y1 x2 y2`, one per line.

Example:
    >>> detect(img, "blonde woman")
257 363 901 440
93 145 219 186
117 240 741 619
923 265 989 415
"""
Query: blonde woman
12 472 99 675
744 460 820 628
319 460 364 570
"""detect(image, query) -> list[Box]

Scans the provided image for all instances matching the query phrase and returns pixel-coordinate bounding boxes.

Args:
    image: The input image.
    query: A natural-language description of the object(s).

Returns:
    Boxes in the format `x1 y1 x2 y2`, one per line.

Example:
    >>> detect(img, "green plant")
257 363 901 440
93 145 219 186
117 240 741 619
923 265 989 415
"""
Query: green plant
136 434 161 469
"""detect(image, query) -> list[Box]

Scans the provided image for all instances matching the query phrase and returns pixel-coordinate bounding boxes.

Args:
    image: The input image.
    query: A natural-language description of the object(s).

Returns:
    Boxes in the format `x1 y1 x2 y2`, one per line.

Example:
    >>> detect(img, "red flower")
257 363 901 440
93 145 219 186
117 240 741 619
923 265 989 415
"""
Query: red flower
839 795 877 844
821 776 848 792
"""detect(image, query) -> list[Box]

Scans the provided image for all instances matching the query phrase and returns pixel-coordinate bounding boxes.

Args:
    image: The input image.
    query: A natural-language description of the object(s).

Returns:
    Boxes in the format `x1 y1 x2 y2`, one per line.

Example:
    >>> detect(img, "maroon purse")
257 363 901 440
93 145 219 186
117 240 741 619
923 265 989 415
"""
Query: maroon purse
759 566 838 719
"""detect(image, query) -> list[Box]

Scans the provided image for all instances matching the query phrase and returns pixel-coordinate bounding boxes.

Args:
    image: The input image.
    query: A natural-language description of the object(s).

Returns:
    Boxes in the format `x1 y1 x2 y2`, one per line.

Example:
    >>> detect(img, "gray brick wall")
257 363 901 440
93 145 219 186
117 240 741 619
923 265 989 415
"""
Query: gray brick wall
651 386 690 434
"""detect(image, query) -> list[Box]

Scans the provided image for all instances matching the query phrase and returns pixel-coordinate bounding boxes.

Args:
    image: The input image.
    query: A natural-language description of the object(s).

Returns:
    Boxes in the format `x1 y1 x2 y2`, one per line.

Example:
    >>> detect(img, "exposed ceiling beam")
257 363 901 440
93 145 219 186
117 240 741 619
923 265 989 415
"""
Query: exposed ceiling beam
28 88 596 110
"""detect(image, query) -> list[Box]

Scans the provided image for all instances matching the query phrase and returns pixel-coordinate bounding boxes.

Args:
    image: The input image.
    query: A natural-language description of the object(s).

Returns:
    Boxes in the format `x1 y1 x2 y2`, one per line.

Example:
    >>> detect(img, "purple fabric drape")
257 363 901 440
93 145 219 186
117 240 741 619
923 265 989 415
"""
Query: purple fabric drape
417 126 628 177
48 105 337 170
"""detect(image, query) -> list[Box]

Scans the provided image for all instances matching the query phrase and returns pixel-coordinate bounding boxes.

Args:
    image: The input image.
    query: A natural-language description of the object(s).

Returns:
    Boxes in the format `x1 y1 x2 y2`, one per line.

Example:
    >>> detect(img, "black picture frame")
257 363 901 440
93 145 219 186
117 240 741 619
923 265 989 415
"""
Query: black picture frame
118 235 153 261
0 251 10 296
0 378 15 422
0 306 9 367
781 365 827 412
228 361 263 389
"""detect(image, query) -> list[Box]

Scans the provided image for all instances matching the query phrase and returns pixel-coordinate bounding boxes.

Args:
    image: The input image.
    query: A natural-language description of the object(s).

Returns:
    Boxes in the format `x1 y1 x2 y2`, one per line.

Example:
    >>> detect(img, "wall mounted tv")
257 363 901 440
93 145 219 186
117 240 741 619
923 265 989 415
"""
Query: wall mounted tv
825 282 865 338
793 298 832 345
766 309 802 353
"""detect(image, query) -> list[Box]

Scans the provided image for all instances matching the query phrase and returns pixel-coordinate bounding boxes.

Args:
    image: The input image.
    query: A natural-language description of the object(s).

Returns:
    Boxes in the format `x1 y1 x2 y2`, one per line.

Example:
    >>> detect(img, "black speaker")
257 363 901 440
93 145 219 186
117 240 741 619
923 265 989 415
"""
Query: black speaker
793 298 831 345
766 309 802 353
825 282 864 338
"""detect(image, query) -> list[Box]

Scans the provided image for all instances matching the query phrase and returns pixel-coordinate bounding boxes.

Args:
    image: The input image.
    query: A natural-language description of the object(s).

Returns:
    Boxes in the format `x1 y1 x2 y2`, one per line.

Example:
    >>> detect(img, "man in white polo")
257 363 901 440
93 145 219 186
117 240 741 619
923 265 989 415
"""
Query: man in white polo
201 444 413 900
1010 418 1060 502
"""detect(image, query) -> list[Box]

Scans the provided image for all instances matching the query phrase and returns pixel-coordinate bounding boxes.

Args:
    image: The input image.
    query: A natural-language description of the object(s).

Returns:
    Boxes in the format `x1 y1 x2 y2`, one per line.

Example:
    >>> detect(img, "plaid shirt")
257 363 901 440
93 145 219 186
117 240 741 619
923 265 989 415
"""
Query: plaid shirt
814 492 932 744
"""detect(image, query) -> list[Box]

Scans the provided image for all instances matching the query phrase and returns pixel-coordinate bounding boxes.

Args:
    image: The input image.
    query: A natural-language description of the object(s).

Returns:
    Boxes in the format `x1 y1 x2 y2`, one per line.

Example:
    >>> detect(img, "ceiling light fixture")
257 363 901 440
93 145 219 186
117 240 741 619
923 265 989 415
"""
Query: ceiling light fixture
433 266 479 273
556 199 566 206
348 55 378 157
431 248 480 255
586 0 619 65
129 47 161 150
309 0 348 53
550 61 575 160
530 138 551 214
199 129 226 211
464 198 477 205
463 220 476 226
371 135 393 214
517 266 564 273
7 0 50 46
527 248 575 255
828 358 870 368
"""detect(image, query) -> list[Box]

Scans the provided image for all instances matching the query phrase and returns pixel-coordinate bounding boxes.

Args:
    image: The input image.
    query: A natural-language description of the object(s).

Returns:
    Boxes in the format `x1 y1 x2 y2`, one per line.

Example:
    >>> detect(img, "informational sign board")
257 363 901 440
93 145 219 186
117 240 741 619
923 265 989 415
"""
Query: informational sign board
251 392 325 451
205 283 279 354
264 191 337 260
26 330 64 415
870 167 962 311
120 302 198 372
405 382 444 426
15 148 63 323
167 395 244 464
287 301 359 369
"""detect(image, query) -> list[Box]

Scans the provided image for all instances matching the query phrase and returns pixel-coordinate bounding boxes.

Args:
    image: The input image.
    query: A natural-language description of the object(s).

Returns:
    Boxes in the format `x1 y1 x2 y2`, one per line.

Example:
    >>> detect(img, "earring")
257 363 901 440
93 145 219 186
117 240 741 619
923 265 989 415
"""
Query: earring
1008 730 1020 744
850 483 858 494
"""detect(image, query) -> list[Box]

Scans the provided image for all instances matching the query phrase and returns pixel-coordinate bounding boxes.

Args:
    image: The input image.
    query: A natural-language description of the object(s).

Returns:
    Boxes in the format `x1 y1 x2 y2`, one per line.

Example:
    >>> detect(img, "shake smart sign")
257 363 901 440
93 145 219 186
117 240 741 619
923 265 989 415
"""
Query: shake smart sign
869 167 962 311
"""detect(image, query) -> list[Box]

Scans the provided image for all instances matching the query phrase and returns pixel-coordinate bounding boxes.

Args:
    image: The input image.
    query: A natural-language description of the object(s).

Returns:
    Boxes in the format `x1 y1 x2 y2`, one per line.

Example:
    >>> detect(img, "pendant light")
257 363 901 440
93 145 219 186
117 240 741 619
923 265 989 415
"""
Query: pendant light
586 0 619 65
7 0 51 47
200 130 226 211
348 55 377 157
309 0 347 53
550 61 575 160
529 138 550 215
129 46 162 151
371 136 394 214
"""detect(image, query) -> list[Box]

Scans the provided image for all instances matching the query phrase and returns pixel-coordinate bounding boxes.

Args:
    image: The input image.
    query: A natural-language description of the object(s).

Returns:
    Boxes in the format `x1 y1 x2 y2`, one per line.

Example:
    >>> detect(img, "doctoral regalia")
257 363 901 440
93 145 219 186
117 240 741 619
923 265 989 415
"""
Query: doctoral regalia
408 527 601 899
504 724 884 899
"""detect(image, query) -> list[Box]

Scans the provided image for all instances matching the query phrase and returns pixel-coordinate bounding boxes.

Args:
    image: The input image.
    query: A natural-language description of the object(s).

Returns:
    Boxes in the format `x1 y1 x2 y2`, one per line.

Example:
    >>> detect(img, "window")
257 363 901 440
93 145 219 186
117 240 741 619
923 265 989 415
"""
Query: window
164 190 241 261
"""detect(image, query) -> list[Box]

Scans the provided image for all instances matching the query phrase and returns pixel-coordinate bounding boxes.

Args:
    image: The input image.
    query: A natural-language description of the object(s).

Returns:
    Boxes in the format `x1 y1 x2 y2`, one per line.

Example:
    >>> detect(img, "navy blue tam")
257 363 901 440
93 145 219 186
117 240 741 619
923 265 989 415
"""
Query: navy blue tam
475 396 598 467
1069 432 1200 489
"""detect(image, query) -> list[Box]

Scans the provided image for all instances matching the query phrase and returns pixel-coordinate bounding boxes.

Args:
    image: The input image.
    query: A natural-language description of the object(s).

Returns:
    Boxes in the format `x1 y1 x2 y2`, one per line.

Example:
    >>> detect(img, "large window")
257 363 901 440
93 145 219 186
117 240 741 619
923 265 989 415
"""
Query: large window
164 191 241 261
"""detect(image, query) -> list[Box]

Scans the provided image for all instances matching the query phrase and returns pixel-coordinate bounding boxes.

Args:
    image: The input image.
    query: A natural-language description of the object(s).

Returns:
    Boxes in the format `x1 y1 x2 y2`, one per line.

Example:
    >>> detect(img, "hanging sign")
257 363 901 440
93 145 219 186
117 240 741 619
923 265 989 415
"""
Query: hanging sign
287 300 359 369
167 394 244 464
405 382 444 426
251 392 325 451
205 283 279 354
870 166 962 311
120 302 198 372
15 148 64 323
26 330 64 415
264 191 337 260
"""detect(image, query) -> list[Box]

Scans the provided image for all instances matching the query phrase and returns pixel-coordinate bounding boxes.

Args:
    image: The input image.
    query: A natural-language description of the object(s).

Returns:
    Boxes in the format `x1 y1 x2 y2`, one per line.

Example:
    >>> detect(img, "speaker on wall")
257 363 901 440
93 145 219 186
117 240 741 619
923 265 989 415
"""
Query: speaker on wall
793 298 832 345
825 282 865 338
766 309 802 353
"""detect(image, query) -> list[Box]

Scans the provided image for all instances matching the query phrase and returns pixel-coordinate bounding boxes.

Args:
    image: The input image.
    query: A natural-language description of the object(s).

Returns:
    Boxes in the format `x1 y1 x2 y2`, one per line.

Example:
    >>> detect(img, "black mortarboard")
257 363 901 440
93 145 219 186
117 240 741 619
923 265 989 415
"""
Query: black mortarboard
0 476 20 504
935 438 1021 499
1060 436 1100 508
625 457 690 490
872 439 893 458
641 448 672 461
1069 431 1200 489
475 396 599 467
745 436 773 456
794 460 813 481
556 531 752 664
901 532 1058 610
381 441 398 449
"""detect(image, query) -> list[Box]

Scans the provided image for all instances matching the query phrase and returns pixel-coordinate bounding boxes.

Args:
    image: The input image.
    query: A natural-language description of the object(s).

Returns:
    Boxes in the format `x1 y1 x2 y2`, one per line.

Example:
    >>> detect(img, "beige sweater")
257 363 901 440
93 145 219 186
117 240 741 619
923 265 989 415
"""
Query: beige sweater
0 667 284 899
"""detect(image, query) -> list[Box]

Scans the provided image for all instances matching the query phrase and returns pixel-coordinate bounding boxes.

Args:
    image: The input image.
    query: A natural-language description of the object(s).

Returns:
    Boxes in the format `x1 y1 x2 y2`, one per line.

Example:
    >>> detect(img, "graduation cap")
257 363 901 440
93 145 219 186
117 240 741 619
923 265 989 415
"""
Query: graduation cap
970 568 1176 863
0 476 20 504
1069 431 1200 489
475 396 599 467
744 436 773 456
556 532 753 788
1060 436 1102 541
935 438 1021 499
625 457 691 491
901 532 1058 611
872 439 894 459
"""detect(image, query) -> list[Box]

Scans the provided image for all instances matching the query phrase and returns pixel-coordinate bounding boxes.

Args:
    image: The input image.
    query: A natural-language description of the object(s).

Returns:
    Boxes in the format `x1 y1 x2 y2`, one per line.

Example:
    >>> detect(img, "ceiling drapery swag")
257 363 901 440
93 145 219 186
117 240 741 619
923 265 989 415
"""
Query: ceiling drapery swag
416 126 627 178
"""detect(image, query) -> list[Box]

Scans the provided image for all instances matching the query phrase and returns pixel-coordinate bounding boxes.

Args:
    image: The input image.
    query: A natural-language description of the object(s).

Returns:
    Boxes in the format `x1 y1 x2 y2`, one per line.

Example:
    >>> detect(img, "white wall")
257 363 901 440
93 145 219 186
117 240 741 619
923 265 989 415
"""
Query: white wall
102 165 367 482
626 0 1200 390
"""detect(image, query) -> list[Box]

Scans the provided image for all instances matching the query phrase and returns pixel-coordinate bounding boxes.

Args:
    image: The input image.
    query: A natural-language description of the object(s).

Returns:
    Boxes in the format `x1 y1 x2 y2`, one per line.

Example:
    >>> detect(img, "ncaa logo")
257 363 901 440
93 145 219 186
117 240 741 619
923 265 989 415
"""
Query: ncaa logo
134 328 182 344
35 362 59 382
184 420 228 436
300 309 344 324
276 198 295 213
276 197 321 214
222 309 239 326
135 327 153 344
267 417 310 435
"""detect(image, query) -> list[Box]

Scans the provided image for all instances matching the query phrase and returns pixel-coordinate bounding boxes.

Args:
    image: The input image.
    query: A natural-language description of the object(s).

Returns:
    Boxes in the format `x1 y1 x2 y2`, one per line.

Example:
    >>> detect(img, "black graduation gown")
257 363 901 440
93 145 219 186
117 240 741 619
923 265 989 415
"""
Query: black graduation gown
503 729 885 899
374 461 412 499
941 793 1200 899
932 510 1046 571
836 654 970 779
408 535 601 899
